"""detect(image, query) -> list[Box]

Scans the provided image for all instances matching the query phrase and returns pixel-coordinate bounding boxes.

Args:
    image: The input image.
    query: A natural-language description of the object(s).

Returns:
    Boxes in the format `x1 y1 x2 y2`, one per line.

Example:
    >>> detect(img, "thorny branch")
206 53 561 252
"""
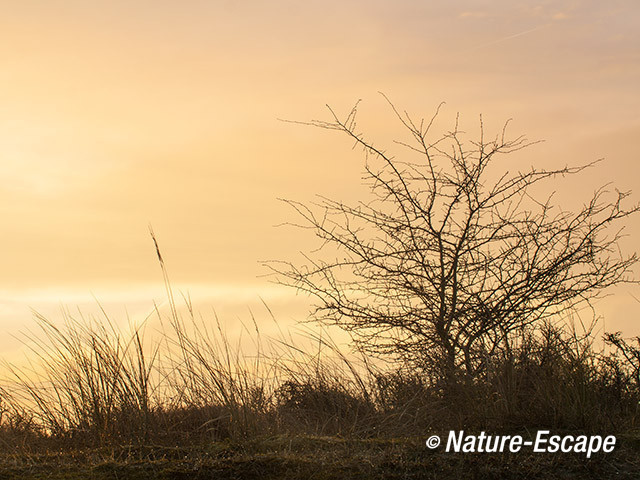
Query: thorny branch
270 98 639 380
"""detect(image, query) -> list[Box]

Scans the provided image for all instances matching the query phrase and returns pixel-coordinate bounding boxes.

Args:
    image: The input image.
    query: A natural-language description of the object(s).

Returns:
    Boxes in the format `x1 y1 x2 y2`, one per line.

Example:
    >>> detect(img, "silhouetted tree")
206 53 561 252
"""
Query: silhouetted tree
271 97 639 382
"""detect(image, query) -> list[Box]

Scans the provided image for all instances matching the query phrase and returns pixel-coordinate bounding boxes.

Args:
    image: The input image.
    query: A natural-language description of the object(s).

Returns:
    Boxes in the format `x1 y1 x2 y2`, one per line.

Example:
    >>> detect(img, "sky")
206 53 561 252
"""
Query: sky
1 0 639 355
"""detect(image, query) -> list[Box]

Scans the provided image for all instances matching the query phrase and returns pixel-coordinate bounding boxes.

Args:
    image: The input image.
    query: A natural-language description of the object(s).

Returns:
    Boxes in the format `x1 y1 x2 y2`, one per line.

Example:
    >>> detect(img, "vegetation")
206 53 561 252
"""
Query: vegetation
271 97 639 383
0 298 639 477
1 100 639 477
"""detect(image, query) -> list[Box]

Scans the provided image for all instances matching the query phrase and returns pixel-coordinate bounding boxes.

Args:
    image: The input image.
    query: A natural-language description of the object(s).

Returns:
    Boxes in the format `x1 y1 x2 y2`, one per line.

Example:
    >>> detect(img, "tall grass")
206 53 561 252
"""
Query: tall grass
2 310 157 446
1 303 638 453
0 300 381 448
0 237 637 451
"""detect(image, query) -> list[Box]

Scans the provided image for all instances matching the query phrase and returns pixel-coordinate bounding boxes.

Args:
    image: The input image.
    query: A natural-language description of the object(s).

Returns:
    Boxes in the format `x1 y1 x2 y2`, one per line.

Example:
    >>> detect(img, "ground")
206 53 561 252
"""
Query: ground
1 434 639 479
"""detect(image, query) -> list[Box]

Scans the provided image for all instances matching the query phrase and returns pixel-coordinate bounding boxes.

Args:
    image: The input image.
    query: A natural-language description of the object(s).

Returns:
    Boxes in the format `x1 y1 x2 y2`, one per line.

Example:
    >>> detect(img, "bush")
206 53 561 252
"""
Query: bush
1 309 638 453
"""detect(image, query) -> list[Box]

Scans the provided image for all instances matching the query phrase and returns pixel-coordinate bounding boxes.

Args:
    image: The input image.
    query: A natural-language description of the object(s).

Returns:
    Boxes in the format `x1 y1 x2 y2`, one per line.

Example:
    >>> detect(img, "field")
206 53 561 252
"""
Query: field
0 294 639 479
1 435 640 479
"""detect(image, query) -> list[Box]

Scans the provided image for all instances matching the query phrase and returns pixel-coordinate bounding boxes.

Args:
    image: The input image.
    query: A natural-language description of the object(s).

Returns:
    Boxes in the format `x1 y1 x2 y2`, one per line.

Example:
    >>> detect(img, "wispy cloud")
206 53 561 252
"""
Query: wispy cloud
467 24 551 52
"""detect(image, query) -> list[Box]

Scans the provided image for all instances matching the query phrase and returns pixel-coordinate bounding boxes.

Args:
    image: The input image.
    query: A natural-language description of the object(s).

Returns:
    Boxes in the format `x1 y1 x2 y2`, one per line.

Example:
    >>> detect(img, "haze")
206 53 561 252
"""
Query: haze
1 0 639 354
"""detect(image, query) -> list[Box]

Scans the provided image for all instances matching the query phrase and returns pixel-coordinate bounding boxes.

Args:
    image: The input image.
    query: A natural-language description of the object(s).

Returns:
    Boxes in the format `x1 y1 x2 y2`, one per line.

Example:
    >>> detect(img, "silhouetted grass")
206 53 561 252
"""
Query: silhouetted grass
1 306 638 450
0 263 638 477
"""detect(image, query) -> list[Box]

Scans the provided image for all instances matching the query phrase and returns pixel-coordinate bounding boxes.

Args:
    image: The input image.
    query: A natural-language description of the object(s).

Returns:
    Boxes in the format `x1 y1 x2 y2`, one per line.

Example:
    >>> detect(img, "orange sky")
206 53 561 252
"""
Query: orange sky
1 1 639 354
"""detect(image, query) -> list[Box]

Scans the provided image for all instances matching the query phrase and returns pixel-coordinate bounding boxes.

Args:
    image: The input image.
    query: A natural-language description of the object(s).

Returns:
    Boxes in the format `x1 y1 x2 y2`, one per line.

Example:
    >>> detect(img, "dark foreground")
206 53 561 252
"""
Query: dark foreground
2 434 639 480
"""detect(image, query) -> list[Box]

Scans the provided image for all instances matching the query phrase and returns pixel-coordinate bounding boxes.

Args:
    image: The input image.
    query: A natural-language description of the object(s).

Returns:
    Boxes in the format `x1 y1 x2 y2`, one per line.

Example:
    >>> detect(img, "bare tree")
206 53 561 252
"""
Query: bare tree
270 97 639 381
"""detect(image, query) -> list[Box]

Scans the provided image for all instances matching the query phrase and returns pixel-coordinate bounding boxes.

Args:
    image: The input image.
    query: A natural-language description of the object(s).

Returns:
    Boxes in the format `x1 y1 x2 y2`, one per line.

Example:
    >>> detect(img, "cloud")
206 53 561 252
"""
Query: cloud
466 24 550 52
